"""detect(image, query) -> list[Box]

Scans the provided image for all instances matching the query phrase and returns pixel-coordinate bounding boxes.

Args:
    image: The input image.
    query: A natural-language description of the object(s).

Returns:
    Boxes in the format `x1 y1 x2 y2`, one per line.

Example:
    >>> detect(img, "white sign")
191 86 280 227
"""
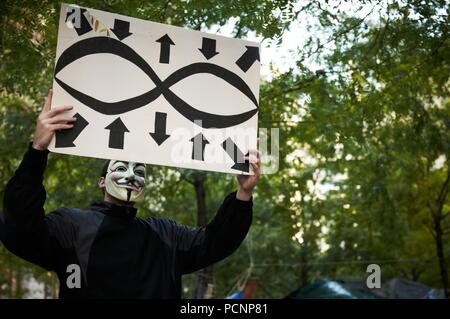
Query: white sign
49 3 260 174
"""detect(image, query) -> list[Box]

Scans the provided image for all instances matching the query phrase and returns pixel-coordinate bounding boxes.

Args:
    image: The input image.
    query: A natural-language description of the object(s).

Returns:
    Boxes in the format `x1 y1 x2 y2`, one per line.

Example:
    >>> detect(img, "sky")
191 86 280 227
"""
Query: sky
211 1 381 78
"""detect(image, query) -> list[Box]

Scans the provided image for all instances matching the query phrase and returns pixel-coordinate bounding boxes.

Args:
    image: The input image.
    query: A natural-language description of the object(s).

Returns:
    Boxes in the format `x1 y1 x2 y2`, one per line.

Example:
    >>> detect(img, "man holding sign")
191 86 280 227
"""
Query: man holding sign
0 90 260 298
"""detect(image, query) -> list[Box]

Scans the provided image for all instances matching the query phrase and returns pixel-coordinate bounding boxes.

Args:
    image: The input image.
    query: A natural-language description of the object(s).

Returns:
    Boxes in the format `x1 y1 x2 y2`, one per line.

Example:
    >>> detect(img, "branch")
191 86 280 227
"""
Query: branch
298 0 381 63
424 220 436 239
179 173 194 185
160 0 171 23
234 21 243 39
436 162 450 219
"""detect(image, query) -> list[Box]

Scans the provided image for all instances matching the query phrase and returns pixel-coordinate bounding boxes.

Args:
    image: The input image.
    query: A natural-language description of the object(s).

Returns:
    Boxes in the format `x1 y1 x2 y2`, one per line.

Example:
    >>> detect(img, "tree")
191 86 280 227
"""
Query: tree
1 0 449 299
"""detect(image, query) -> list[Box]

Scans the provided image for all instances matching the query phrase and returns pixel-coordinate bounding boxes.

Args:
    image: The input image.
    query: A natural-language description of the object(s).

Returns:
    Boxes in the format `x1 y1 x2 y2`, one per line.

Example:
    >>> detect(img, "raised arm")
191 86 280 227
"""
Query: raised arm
0 90 76 270
176 148 261 274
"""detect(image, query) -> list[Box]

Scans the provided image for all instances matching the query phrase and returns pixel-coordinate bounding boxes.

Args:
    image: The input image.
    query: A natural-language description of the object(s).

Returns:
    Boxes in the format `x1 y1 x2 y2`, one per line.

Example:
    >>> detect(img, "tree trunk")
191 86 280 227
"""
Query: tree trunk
16 268 23 298
43 280 48 299
298 248 309 289
432 166 450 298
433 216 449 298
191 173 214 299
8 267 14 298
52 273 59 298
10 268 16 298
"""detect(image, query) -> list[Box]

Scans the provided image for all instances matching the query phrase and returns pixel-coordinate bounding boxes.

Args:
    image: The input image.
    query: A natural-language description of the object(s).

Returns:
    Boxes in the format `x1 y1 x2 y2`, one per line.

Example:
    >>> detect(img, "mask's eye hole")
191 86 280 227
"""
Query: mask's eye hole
134 169 145 177
115 166 127 172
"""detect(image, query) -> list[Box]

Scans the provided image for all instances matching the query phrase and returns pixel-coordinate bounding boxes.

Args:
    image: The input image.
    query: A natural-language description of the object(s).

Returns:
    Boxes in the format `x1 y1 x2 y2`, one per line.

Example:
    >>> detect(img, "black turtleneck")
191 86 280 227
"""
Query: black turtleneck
90 200 138 219
0 144 253 298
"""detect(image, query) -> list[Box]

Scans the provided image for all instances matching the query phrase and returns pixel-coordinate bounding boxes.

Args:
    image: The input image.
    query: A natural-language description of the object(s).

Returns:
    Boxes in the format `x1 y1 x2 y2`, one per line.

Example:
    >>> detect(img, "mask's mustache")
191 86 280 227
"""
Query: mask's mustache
115 179 143 190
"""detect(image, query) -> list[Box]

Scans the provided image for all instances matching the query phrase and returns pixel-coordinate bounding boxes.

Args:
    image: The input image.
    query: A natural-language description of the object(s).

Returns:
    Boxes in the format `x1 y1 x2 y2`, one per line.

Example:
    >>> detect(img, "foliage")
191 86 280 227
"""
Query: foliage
0 0 449 298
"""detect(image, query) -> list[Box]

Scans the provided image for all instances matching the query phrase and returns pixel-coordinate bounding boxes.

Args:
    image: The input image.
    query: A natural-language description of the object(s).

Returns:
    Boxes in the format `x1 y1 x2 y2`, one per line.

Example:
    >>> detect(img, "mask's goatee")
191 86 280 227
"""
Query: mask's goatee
127 189 132 202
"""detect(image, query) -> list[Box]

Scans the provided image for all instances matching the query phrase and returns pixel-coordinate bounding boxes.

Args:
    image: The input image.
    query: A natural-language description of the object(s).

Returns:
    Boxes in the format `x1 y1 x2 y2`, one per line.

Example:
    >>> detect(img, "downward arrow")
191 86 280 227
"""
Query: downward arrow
222 138 250 172
149 112 170 146
110 19 132 40
55 113 89 148
156 34 175 64
198 37 219 60
105 117 129 149
65 8 92 36
190 133 209 161
235 46 260 72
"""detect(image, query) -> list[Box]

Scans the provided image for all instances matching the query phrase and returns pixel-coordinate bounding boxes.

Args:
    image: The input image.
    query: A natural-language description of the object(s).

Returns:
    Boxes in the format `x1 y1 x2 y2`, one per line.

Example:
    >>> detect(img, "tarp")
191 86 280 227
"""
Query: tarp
225 291 244 299
286 278 445 299
286 280 379 299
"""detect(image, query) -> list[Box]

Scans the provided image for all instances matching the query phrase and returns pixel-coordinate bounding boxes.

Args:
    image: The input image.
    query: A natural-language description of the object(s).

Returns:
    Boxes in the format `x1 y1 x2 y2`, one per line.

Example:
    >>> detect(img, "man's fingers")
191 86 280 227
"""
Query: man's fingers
44 114 77 125
243 155 260 165
46 105 73 118
43 90 53 112
247 148 261 159
49 123 74 131
250 161 259 172
250 162 261 176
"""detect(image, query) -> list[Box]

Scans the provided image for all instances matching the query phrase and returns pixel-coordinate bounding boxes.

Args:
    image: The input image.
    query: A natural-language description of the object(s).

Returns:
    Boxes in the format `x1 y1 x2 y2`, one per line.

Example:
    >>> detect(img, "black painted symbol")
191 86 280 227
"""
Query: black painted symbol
110 19 132 41
199 37 218 60
222 138 250 172
54 37 258 129
156 34 175 64
190 133 209 161
236 46 260 72
105 117 129 149
65 8 92 36
149 112 170 146
55 113 89 148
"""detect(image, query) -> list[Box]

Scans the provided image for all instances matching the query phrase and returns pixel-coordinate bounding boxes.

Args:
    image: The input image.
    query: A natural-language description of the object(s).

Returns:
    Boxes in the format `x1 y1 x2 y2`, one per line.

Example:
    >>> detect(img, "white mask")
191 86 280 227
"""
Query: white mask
105 160 146 202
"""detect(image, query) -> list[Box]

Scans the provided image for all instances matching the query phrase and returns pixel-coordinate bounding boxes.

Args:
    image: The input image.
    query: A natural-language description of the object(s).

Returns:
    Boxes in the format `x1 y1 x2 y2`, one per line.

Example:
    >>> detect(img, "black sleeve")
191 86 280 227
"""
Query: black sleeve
0 143 68 271
174 192 253 274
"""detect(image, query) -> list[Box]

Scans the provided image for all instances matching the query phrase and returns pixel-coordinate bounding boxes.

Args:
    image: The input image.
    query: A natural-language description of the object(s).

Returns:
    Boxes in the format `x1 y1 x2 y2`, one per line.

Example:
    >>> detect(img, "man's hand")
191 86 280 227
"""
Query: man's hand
236 142 262 201
32 90 77 151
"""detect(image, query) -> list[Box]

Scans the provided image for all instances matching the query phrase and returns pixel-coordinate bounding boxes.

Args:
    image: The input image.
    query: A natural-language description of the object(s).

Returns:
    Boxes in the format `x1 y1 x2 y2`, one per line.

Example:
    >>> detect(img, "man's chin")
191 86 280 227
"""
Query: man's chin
116 191 144 203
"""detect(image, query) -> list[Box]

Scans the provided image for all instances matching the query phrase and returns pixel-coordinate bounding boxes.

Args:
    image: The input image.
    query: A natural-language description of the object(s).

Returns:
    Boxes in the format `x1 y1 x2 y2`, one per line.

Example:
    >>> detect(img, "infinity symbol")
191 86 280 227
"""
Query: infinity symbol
54 36 258 128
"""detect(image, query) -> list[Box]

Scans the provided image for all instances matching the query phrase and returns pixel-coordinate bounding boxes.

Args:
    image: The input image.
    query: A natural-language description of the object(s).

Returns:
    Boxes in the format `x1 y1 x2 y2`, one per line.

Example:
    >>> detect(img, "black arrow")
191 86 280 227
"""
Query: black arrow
222 138 250 172
105 117 129 149
156 34 175 64
55 113 89 148
110 19 132 41
235 46 260 72
190 133 209 161
198 37 219 60
149 112 170 145
65 8 92 36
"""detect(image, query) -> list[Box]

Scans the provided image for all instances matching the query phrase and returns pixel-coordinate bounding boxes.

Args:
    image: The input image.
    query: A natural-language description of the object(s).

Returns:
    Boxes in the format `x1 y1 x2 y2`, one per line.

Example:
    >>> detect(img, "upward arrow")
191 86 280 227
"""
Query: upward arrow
105 117 129 149
190 133 209 161
222 138 250 172
149 112 170 146
156 34 175 64
110 19 132 40
198 37 219 60
235 46 260 72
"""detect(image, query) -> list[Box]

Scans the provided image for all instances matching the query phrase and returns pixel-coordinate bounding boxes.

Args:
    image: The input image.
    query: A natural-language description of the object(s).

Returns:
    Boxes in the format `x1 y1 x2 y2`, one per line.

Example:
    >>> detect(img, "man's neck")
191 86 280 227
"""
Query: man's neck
103 193 135 207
